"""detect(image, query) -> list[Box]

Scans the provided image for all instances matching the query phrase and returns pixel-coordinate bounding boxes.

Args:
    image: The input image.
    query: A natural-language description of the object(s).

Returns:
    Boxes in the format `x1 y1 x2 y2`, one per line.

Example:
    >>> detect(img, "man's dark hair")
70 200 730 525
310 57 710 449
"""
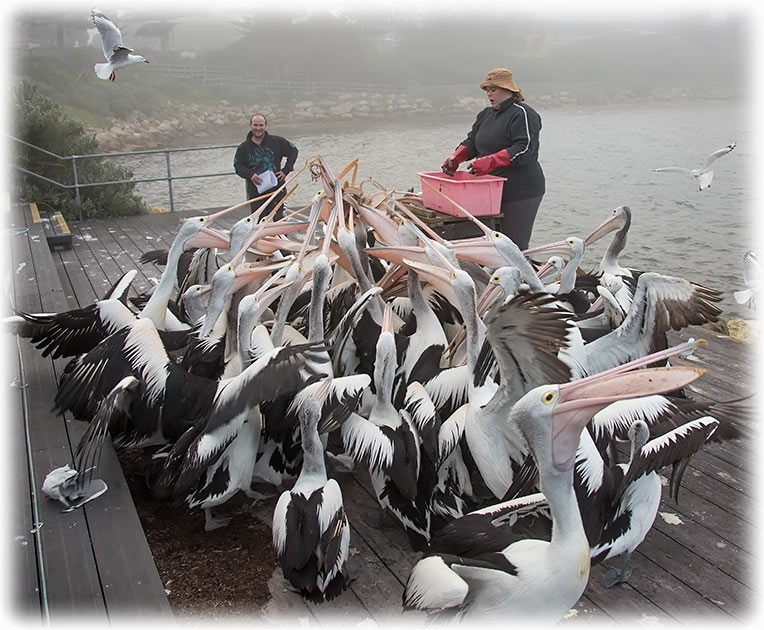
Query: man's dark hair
250 113 268 125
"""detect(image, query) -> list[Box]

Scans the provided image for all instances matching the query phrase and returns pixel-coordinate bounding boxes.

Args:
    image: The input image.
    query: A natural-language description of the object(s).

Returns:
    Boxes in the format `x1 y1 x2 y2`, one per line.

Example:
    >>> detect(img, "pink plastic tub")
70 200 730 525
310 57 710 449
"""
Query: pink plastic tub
418 171 505 217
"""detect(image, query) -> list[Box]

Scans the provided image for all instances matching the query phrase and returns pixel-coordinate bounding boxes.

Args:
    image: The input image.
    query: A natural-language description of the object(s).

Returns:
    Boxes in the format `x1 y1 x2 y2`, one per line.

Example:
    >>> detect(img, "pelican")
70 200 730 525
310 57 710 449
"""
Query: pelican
581 416 720 587
272 379 354 602
584 205 635 279
402 348 704 621
139 216 230 331
340 303 432 549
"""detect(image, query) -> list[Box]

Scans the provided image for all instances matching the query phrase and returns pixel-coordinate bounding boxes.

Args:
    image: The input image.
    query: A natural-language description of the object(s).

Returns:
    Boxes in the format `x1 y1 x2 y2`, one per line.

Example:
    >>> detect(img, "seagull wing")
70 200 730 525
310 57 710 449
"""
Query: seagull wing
742 250 760 289
703 142 736 170
650 166 692 175
91 8 125 59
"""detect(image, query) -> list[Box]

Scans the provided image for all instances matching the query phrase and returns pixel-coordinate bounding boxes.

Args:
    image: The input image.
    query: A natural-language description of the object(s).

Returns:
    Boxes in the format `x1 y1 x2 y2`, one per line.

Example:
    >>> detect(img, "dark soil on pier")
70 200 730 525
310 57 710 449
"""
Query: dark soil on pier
118 451 277 621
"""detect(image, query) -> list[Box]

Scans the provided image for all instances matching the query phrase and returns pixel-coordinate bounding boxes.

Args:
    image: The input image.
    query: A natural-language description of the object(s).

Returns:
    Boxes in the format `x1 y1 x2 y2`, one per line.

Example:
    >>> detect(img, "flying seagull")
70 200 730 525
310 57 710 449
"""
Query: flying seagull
733 250 760 313
650 142 736 190
91 8 149 82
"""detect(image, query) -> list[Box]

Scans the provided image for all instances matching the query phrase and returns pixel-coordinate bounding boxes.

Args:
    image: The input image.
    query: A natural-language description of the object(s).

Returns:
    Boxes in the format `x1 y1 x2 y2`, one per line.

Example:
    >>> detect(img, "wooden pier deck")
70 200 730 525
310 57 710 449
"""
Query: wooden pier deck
5 203 759 626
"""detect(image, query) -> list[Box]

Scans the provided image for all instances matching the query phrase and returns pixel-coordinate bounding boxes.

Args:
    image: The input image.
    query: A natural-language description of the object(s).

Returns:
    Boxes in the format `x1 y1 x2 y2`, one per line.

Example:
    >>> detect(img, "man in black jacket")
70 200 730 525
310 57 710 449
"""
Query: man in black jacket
233 113 298 219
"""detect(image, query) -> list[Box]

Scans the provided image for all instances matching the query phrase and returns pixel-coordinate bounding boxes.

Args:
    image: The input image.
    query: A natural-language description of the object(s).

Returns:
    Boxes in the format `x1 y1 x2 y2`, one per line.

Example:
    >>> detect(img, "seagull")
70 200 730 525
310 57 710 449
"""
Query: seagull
650 143 736 191
733 250 760 313
91 8 149 82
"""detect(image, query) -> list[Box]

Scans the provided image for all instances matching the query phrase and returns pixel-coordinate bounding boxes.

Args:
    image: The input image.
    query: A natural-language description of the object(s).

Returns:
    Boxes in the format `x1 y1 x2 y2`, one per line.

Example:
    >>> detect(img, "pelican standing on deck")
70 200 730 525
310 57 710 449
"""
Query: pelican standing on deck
272 379 354 603
402 349 705 622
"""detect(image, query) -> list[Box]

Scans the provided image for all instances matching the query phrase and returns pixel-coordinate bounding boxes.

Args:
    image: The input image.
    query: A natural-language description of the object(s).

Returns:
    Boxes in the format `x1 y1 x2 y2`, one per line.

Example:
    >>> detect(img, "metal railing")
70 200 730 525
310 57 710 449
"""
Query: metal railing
9 136 239 213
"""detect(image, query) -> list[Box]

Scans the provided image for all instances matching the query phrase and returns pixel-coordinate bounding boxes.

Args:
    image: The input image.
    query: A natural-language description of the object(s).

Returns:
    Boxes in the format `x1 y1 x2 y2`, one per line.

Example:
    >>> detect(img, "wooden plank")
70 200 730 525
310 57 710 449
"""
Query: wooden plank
115 214 174 262
603 552 737 623
82 442 174 618
651 494 753 581
337 473 419 584
20 208 72 313
64 225 115 300
120 213 178 251
28 202 42 223
582 567 677 624
632 527 754 619
80 220 156 295
10 414 43 617
681 447 754 500
704 438 754 473
31 444 107 618
55 234 103 307
6 212 43 619
669 463 753 524
69 223 129 290
10 213 106 616
9 207 172 619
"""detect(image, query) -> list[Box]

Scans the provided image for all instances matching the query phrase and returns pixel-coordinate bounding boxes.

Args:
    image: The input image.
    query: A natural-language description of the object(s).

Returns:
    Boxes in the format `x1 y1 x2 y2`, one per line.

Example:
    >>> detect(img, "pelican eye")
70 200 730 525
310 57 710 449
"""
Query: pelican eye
197 217 205 223
541 390 557 405
493 231 501 239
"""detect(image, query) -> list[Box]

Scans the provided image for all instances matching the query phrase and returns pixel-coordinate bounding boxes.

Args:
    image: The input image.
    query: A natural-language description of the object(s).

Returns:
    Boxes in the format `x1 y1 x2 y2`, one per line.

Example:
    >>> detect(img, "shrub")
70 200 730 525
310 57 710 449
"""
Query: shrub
12 80 147 220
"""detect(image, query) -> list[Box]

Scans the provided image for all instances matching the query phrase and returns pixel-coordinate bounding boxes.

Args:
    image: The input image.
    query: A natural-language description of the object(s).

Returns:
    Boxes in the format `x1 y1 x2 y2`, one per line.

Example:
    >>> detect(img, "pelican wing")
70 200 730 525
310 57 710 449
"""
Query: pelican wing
340 412 394 471
468 492 549 528
583 272 722 376
54 319 166 419
10 299 135 359
101 269 138 303
423 364 470 417
483 290 572 399
315 479 350 592
618 416 719 503
288 374 371 434
72 376 139 498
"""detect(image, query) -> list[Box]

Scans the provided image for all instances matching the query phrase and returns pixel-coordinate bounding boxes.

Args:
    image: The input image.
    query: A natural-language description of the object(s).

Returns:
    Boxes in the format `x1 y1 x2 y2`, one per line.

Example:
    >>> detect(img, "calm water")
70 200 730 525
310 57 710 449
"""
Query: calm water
123 100 758 319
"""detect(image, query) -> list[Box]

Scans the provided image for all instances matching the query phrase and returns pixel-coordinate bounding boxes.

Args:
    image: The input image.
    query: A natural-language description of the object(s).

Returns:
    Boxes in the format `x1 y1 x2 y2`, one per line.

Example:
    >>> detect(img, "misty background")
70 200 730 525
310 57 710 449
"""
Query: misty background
7 4 753 127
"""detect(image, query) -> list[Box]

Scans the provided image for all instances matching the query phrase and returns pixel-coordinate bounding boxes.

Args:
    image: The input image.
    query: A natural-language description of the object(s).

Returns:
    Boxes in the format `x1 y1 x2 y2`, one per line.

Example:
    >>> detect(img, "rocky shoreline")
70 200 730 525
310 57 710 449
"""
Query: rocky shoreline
88 84 743 153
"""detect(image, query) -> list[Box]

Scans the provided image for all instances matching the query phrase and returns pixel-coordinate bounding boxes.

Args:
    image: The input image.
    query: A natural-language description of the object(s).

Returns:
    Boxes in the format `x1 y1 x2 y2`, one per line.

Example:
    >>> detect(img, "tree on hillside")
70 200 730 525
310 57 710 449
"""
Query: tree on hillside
12 80 147 220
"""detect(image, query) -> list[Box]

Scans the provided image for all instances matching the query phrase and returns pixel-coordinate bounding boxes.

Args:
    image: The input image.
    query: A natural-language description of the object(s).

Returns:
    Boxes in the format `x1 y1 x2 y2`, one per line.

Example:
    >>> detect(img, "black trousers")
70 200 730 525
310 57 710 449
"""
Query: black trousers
499 194 544 251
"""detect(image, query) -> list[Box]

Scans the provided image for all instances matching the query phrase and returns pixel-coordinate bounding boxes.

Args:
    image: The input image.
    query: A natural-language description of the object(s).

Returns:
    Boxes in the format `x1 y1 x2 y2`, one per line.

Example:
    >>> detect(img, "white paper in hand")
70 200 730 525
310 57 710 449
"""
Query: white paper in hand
256 170 278 194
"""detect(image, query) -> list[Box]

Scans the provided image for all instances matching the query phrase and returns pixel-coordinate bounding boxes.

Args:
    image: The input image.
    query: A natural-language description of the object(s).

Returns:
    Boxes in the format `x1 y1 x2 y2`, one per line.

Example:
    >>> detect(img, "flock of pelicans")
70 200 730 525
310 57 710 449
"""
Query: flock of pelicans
9 155 749 622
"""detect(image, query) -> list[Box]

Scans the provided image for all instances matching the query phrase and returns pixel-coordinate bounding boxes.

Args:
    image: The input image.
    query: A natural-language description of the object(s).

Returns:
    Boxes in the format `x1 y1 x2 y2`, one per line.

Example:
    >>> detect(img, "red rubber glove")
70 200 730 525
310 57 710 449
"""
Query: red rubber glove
469 150 511 176
441 145 471 176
